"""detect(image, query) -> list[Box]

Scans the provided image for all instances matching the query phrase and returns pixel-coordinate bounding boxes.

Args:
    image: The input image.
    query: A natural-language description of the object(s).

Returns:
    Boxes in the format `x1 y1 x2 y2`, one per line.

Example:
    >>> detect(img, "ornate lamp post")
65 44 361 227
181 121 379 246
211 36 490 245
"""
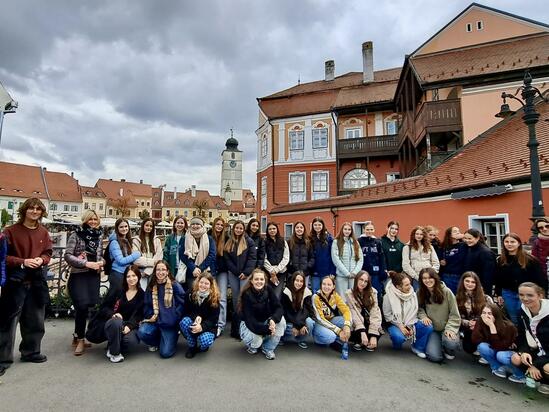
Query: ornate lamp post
495 70 549 238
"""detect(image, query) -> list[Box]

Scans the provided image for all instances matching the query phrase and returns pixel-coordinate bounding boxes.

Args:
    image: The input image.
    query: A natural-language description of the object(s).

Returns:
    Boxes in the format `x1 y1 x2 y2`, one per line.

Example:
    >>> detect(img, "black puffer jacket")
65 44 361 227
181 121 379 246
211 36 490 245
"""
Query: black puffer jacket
281 287 315 329
240 285 283 335
248 233 265 269
288 237 315 276
463 243 496 295
223 235 257 277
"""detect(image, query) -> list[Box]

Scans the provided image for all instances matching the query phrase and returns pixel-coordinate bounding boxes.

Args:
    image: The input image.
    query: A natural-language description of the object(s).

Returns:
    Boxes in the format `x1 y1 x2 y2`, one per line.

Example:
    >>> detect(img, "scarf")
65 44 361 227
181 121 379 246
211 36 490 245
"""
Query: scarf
185 226 209 267
142 278 173 323
464 292 473 317
521 299 549 356
385 281 418 327
76 225 101 262
197 290 210 305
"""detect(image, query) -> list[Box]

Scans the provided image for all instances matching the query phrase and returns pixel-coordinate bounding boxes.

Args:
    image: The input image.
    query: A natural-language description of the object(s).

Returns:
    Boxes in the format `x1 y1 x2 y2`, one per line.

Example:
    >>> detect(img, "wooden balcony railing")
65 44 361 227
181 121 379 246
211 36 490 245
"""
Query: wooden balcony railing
337 134 399 158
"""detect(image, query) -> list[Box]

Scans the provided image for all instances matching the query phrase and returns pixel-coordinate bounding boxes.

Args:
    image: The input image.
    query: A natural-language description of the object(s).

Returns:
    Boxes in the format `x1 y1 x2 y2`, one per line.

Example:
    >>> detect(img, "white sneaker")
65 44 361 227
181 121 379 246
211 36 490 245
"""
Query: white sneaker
109 353 124 363
538 384 549 395
261 348 276 360
148 346 158 352
106 349 111 359
478 357 489 365
443 351 456 360
246 346 258 355
492 367 507 379
473 351 480 356
508 374 526 384
411 346 427 359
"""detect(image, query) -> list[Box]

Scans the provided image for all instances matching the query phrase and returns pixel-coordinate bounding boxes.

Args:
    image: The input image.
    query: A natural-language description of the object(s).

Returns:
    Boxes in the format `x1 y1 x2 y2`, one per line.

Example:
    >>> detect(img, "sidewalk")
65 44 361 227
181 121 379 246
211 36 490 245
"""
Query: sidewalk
1 319 548 411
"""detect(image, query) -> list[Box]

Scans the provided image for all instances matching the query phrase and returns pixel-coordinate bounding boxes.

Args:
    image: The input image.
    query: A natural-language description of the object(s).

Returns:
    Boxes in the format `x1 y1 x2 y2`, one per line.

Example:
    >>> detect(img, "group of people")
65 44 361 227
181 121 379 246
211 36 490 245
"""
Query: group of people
0 198 548 396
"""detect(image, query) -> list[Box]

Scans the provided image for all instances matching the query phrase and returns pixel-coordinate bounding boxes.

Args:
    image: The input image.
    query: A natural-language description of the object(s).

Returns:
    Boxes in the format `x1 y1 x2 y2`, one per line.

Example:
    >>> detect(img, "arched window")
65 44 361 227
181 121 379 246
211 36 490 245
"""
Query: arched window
231 153 235 159
343 168 376 189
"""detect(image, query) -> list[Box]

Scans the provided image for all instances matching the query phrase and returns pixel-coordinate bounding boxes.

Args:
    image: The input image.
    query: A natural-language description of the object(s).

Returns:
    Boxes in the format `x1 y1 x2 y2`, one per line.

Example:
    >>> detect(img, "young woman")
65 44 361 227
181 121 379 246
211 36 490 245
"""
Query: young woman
246 218 265 269
137 260 185 358
417 268 461 362
345 271 382 351
179 272 220 359
439 226 466 294
263 222 290 300
181 217 216 291
210 217 228 336
287 222 315 286
331 223 363 297
108 218 141 293
85 265 144 363
425 225 443 261
224 220 257 338
238 269 286 360
402 226 440 290
163 216 187 281
384 271 433 358
455 271 492 355
312 275 352 353
309 217 336 294
462 228 496 296
532 218 549 277
281 271 315 348
64 210 105 355
380 221 404 273
133 218 163 290
357 222 387 296
511 283 549 394
472 303 524 382
495 233 546 325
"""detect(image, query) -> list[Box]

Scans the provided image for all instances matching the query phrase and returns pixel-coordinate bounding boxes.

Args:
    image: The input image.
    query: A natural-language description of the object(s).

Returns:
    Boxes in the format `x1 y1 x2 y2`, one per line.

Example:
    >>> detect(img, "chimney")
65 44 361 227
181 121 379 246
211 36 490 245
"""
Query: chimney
139 179 143 184
174 186 177 198
362 41 374 83
70 172 74 178
121 178 126 182
325 60 335 81
119 188 124 197
191 185 196 197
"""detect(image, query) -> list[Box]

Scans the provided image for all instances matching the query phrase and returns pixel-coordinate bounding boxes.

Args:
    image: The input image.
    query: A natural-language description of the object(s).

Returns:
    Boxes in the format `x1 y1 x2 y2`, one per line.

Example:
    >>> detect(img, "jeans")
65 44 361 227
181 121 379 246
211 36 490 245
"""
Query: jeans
387 321 433 352
108 270 124 294
104 318 139 356
477 342 524 377
335 276 353 297
312 316 345 345
179 317 216 351
502 289 521 326
283 318 315 343
137 323 179 358
216 271 228 331
311 277 321 294
240 318 286 352
425 330 461 362
442 274 460 295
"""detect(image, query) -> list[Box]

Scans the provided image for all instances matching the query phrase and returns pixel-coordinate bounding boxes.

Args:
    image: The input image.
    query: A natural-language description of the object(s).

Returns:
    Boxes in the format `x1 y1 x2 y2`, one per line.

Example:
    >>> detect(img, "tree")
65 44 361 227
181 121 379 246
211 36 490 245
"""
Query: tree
1 209 10 227
112 196 131 217
138 209 150 220
192 198 209 220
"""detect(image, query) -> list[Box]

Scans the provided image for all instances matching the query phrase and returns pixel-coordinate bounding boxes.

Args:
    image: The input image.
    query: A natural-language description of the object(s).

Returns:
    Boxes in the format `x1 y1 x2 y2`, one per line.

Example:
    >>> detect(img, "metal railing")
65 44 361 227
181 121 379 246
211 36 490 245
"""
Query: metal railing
337 134 399 158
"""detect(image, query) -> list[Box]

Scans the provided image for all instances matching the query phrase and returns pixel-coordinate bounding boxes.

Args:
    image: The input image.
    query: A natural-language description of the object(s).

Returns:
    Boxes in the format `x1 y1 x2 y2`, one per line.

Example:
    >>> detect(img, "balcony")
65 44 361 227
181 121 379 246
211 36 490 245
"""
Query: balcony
337 134 399 159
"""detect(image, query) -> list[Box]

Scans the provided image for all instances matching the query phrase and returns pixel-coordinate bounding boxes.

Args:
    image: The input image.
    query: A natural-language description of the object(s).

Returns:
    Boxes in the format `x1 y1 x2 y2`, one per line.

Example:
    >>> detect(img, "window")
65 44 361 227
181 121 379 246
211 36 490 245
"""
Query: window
284 223 294 240
345 128 361 139
343 168 376 189
71 205 78 212
84 202 89 210
385 120 398 135
289 172 306 203
261 135 268 157
353 221 371 236
466 23 472 32
312 128 328 148
108 208 113 216
99 203 104 211
261 216 268 234
261 176 267 211
147 201 150 207
468 214 509 255
175 200 180 206
184 210 188 217
166 210 170 216
312 171 329 200
477 20 483 30
64 205 70 212
209 211 213 218
91 203 96 210
432 89 439 101
289 130 304 150
231 152 235 159
141 201 145 206
386 172 400 182
154 192 159 197
50 203 57 211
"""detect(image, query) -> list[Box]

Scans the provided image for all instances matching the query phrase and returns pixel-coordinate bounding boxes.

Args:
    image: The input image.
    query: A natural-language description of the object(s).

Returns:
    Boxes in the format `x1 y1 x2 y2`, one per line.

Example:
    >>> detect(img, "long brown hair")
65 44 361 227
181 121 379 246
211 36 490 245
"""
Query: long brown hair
245 218 261 239
498 232 531 269
455 271 486 317
191 272 220 308
336 222 360 261
289 221 310 250
409 226 430 253
287 271 306 312
309 216 328 245
211 217 227 256
418 267 445 305
352 270 375 311
224 220 248 256
17 197 47 224
441 226 458 250
138 218 156 254
172 216 187 235
478 303 516 338
237 268 268 313
114 218 133 256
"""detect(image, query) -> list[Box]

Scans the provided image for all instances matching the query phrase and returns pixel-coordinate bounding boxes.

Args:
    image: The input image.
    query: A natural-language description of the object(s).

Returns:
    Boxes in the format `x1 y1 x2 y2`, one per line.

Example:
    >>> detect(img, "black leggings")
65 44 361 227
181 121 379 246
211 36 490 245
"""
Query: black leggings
74 306 91 339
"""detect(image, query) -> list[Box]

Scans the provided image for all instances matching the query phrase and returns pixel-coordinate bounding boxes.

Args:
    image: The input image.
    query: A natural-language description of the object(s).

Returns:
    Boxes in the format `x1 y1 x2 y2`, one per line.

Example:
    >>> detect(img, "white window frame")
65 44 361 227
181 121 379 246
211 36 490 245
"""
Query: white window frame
385 119 398 135
352 220 371 237
261 176 267 211
312 127 328 148
260 216 268 234
99 203 104 210
64 205 70 212
345 127 362 139
466 23 472 32
289 172 306 203
84 202 89 210
284 223 294 240
468 213 510 255
312 171 329 200
343 168 377 189
261 135 268 158
71 205 78 212
476 20 483 30
386 172 400 182
289 130 304 151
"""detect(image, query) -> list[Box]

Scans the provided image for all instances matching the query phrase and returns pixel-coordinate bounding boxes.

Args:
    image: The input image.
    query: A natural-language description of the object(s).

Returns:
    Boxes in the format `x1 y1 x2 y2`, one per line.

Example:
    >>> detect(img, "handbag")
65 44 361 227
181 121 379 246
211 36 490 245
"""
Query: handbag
176 261 187 284
85 311 107 343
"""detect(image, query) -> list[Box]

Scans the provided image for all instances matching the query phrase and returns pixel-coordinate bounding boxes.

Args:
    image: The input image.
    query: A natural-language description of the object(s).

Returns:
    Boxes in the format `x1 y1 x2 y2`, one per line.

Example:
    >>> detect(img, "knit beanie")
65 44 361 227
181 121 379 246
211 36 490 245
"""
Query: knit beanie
190 217 204 226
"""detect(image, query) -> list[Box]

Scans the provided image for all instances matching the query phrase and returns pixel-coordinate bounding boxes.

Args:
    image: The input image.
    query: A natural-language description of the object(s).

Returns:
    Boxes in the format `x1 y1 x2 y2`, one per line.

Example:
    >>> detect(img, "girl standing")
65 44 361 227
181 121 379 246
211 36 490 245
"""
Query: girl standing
402 226 440 290
246 218 265 269
238 269 286 360
287 222 315 286
179 272 220 358
462 228 496 296
210 217 228 336
281 271 315 349
181 217 216 291
357 222 387 296
380 221 404 273
163 216 187 282
263 222 290 300
309 217 336 294
331 222 363 297
138 261 185 358
133 218 163 290
439 226 466 294
64 210 105 355
108 218 141 293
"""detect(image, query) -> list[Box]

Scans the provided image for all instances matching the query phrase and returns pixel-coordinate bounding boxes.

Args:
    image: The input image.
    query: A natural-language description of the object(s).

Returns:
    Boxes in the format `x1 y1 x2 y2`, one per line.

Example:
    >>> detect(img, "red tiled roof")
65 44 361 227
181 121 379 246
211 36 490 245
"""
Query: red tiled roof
95 179 152 207
271 99 549 214
80 185 107 199
410 33 549 85
0 161 46 199
162 189 228 210
44 171 82 202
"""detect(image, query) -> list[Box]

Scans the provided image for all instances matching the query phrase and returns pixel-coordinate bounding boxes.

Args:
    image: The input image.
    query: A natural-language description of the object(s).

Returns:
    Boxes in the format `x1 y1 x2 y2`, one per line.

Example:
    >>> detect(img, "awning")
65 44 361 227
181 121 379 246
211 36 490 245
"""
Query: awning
451 184 512 200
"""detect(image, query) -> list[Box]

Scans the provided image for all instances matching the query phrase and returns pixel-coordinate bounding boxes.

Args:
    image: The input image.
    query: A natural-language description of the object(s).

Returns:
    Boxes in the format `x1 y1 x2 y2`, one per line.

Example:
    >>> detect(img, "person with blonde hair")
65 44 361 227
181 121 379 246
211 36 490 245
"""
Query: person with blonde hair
331 223 363 296
64 209 105 356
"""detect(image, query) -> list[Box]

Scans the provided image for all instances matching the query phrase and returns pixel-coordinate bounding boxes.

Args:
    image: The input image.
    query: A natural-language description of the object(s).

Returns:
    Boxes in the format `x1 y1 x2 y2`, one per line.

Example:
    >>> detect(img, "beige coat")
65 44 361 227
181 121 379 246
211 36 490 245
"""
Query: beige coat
344 289 383 336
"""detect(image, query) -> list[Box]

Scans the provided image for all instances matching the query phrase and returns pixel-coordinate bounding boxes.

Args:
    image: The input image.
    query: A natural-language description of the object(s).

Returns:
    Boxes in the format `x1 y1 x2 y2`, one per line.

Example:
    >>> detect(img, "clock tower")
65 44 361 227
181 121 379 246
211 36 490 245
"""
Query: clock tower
220 130 243 204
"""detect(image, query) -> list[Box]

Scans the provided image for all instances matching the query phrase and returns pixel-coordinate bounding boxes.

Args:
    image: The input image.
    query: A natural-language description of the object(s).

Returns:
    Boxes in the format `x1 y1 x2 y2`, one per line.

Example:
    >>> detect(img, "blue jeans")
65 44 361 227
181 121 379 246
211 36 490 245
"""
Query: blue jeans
312 316 345 345
311 277 321 294
179 317 215 351
216 271 228 330
425 330 461 362
137 323 179 358
108 270 124 293
335 277 353 297
502 289 521 325
387 321 433 352
370 274 384 296
442 274 460 295
228 272 247 314
240 318 286 352
477 342 524 377
283 318 315 343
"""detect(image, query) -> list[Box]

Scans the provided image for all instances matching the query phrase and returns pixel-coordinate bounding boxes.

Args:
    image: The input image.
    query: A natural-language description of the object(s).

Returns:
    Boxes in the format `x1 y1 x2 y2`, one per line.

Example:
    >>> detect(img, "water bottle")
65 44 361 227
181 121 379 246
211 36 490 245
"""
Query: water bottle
525 372 538 389
341 342 349 360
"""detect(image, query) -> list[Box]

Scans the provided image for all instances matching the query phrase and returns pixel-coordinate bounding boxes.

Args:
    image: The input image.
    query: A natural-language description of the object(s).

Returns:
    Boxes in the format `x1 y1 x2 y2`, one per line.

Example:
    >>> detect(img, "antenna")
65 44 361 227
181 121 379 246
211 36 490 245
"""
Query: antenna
298 74 301 85
230 128 234 138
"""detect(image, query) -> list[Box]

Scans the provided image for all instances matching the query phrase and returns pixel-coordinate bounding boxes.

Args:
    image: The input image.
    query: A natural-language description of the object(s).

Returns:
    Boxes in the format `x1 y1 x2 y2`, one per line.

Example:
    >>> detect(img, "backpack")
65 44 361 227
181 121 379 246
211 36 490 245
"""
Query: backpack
102 240 114 275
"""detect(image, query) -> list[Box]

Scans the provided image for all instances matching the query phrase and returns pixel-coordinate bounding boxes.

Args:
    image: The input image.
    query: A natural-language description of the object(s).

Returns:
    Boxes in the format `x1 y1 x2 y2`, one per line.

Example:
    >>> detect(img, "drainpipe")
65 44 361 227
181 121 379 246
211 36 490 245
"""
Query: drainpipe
330 206 338 234
331 110 339 194
40 166 51 216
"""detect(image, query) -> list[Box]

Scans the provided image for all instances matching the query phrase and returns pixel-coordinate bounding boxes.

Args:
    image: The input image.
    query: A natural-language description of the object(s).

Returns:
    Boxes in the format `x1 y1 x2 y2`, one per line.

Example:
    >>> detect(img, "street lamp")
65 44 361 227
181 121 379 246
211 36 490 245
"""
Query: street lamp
0 81 18 146
495 70 549 238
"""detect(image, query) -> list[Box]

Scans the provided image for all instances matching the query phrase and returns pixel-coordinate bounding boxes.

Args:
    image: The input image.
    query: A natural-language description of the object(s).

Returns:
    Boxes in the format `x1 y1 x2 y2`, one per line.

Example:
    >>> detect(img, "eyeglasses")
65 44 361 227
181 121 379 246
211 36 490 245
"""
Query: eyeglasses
537 224 549 230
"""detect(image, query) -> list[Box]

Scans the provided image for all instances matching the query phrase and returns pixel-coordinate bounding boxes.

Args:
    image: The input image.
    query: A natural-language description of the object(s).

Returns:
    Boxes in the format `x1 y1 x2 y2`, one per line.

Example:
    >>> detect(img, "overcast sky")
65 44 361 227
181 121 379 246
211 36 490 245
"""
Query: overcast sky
0 0 547 196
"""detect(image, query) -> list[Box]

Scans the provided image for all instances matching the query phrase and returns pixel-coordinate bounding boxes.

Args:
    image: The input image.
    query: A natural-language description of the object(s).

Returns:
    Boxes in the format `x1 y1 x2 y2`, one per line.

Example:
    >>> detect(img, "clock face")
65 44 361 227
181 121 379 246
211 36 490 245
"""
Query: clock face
229 160 237 168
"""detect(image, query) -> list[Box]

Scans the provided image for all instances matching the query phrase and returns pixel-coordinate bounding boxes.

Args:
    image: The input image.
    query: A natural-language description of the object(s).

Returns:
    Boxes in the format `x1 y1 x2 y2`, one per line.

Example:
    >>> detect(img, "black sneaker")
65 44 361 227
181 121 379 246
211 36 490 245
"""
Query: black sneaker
20 353 47 363
185 348 196 359
0 365 7 376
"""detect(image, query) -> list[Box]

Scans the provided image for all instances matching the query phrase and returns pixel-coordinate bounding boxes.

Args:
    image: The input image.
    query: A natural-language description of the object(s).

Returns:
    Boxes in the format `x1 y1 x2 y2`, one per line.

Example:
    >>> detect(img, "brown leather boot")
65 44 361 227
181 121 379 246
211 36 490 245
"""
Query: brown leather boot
74 339 85 356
